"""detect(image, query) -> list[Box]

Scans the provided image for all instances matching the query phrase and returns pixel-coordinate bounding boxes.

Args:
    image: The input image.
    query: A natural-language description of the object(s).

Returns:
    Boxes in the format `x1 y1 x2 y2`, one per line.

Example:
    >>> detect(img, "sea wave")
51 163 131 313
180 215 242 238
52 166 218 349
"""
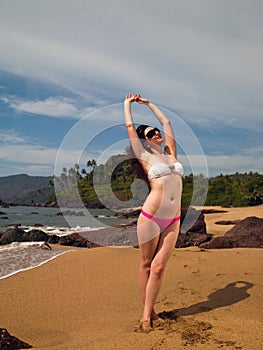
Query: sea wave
0 241 70 280
20 225 105 236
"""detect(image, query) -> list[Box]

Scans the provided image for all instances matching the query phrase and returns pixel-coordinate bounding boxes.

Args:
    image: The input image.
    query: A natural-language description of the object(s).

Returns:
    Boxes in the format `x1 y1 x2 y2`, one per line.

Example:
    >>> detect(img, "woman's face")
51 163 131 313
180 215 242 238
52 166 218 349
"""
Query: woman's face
144 126 164 145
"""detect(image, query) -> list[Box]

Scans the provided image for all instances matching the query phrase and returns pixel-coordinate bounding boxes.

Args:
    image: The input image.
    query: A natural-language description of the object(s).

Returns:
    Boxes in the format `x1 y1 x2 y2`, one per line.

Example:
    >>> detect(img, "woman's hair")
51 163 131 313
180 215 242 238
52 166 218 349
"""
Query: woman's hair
135 124 149 140
126 124 151 190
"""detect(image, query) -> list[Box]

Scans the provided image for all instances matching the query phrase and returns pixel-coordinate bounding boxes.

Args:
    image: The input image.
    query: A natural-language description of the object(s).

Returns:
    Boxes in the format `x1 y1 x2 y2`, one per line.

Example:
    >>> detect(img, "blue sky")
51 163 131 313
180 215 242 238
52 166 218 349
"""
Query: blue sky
0 0 262 178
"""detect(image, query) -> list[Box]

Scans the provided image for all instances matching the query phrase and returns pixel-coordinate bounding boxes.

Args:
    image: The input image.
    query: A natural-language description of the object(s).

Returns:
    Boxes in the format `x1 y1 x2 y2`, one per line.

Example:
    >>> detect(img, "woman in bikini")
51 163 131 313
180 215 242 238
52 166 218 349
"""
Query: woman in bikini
124 93 183 332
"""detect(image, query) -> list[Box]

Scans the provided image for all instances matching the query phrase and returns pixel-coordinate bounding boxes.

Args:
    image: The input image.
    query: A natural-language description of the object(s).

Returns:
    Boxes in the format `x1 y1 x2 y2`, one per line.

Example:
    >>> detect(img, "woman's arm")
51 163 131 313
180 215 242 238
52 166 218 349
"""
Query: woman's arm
124 93 146 159
137 96 177 157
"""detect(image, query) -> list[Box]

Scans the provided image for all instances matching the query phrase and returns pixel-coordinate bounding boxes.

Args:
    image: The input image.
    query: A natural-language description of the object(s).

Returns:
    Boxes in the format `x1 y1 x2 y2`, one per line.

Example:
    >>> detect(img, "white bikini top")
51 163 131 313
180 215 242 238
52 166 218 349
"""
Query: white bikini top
148 161 184 181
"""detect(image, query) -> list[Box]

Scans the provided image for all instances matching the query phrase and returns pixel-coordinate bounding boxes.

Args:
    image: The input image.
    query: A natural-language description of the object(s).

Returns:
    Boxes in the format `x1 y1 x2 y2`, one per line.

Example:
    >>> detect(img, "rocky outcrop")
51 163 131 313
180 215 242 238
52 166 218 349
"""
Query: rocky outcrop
0 328 32 349
0 227 100 249
55 210 85 216
59 232 100 248
201 216 263 249
201 209 228 214
98 206 211 248
0 228 49 245
215 220 240 225
176 206 211 247
176 232 212 248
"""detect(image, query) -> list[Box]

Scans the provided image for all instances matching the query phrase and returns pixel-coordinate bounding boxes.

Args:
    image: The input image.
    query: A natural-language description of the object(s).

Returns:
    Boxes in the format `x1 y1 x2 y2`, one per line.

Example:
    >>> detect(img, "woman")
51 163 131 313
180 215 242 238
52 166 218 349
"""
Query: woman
124 93 183 332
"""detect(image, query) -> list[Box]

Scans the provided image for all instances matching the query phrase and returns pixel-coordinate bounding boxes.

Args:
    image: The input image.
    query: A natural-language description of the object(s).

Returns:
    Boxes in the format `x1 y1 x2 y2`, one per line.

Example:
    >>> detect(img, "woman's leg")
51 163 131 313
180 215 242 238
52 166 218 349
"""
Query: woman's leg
142 219 180 323
137 215 160 308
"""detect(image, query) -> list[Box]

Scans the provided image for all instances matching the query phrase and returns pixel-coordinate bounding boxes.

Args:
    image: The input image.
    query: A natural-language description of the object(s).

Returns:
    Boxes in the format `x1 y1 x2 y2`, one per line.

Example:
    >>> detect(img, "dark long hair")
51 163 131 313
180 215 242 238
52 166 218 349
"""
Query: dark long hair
126 124 151 191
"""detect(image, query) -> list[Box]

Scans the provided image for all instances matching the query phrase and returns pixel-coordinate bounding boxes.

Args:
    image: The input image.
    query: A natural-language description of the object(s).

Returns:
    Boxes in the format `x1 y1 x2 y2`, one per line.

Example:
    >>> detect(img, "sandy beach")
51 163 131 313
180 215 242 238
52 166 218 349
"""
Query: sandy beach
1 206 263 350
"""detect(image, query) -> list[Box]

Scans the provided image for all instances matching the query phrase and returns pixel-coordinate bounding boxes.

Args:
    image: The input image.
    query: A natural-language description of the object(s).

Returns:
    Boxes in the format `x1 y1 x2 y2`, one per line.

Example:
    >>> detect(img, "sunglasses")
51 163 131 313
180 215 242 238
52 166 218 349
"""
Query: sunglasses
145 127 160 138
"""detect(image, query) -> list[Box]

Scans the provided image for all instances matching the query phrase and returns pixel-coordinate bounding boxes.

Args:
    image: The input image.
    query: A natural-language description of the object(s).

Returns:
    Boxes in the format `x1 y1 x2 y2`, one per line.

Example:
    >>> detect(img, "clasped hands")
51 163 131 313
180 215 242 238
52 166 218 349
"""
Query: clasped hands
125 93 149 105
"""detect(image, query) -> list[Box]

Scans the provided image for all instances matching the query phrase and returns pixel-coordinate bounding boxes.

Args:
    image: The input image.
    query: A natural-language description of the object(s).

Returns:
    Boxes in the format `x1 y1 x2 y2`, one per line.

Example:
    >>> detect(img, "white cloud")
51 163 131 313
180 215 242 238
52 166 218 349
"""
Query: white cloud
0 130 29 144
2 96 79 118
0 1 262 129
0 1 263 176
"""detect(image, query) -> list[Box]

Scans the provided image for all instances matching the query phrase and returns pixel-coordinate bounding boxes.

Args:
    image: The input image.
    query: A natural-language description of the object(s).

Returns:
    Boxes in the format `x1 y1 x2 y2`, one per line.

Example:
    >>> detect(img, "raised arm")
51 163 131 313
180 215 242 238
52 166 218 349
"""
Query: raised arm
124 93 146 159
136 95 177 157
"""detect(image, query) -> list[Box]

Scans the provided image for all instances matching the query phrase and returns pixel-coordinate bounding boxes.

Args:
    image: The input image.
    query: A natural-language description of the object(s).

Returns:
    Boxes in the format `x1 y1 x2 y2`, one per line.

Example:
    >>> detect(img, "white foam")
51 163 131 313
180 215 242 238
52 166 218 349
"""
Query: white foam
0 241 73 280
0 241 50 252
21 225 105 236
0 250 71 280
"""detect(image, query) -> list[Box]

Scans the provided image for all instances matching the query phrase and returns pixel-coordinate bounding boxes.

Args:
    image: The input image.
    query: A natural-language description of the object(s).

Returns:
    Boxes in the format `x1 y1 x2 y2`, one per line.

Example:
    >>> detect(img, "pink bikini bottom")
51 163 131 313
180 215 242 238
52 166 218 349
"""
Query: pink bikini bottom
141 210 180 232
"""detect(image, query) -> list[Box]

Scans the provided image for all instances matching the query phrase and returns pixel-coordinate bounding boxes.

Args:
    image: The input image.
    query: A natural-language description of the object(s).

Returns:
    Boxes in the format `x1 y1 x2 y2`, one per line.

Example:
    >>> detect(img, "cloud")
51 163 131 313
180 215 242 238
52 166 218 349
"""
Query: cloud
0 130 29 144
0 1 262 129
0 1 262 177
1 96 79 118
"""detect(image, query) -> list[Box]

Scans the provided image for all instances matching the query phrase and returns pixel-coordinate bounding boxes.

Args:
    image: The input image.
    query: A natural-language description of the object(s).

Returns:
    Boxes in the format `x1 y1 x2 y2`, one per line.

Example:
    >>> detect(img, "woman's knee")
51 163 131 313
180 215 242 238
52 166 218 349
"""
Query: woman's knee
140 259 151 273
150 260 166 278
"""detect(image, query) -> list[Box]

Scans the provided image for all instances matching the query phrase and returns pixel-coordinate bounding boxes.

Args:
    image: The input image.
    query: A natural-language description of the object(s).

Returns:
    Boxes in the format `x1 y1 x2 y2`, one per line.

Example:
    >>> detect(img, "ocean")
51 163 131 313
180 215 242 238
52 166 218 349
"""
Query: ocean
0 206 135 279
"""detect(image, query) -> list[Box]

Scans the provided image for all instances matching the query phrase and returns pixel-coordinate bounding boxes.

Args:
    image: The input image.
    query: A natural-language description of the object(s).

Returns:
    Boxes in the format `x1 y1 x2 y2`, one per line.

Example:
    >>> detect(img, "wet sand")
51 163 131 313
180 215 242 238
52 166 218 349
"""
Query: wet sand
0 206 263 349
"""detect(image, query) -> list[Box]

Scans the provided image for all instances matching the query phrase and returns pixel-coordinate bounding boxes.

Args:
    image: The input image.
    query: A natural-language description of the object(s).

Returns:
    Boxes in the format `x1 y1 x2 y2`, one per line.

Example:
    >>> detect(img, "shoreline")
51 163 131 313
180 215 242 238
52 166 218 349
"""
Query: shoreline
1 206 263 349
1 246 263 349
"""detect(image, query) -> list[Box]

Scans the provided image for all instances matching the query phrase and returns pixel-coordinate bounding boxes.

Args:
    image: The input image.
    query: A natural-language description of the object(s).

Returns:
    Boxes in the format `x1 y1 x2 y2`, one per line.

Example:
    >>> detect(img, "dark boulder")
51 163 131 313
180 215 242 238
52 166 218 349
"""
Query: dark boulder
0 227 49 245
201 216 263 249
48 234 60 244
215 220 240 225
180 206 206 234
114 209 141 219
0 328 32 349
0 228 28 245
201 209 228 214
55 210 84 216
59 232 100 248
176 232 212 248
27 229 49 242
175 206 211 248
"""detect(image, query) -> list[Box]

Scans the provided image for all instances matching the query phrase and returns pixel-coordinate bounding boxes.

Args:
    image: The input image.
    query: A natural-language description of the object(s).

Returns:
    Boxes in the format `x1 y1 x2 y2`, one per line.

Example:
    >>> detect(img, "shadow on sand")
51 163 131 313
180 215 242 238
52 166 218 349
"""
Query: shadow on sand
159 281 254 320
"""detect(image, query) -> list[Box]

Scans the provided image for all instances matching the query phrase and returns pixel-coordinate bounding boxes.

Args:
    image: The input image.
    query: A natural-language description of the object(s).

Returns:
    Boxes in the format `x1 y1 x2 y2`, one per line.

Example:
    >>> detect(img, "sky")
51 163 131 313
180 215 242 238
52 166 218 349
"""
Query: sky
0 0 263 178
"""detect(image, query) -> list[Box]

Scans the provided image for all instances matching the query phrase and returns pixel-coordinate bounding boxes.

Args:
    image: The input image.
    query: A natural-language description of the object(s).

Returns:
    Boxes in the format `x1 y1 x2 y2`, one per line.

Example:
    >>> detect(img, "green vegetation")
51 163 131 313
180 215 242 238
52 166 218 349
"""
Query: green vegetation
1 155 262 207
50 155 263 208
0 174 53 205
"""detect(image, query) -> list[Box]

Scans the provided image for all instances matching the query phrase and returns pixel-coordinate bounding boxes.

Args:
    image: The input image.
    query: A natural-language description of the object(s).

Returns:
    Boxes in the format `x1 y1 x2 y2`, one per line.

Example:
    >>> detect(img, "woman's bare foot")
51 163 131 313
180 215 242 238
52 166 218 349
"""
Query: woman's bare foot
134 318 152 333
139 319 152 333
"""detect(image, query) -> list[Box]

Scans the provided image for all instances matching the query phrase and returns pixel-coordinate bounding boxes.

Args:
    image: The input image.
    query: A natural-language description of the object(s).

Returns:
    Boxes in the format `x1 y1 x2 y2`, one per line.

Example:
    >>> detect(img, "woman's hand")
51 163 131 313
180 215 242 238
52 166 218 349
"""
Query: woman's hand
125 93 137 103
135 94 150 105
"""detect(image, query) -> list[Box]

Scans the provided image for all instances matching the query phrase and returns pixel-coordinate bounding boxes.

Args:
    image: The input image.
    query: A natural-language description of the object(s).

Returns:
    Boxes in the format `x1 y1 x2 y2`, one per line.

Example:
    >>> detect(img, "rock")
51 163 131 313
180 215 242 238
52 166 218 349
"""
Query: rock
47 234 60 244
0 211 7 215
27 229 49 242
201 216 263 249
181 206 207 234
176 232 212 248
0 328 32 349
201 209 228 214
215 220 240 225
0 227 49 245
1 203 9 208
59 232 99 248
7 223 21 227
0 228 28 245
55 210 85 216
0 216 8 220
114 209 141 219
175 207 212 248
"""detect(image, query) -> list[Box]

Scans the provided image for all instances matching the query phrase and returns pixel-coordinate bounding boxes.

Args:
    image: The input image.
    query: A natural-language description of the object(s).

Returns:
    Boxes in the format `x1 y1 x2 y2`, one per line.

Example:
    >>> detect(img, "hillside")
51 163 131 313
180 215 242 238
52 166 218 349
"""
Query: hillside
1 157 263 207
0 174 53 204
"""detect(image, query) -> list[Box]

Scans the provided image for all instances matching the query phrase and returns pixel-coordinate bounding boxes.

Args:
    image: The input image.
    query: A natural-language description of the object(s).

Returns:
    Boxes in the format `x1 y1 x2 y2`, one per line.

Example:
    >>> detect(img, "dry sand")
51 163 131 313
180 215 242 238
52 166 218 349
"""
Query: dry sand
198 205 263 237
1 206 263 350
